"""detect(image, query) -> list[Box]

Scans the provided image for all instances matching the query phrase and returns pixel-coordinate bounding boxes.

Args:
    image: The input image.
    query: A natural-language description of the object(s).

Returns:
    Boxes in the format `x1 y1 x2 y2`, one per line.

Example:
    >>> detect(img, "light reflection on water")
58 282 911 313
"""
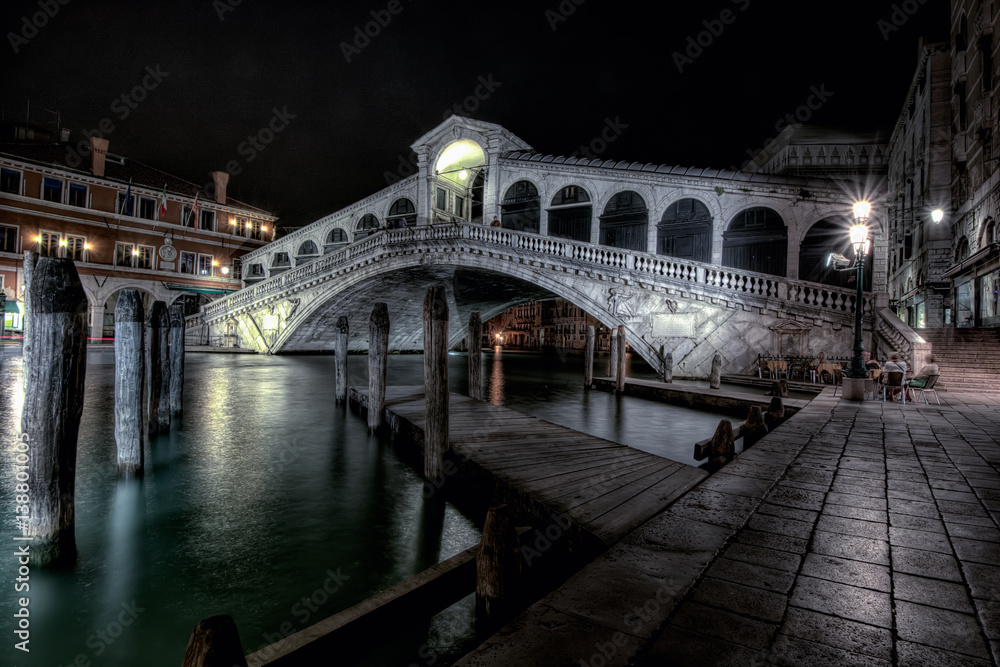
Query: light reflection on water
0 347 760 666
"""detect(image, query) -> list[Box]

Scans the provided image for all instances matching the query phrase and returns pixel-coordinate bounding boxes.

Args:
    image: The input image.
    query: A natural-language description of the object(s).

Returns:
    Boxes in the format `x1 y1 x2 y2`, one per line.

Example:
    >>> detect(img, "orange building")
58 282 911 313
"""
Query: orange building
0 135 276 340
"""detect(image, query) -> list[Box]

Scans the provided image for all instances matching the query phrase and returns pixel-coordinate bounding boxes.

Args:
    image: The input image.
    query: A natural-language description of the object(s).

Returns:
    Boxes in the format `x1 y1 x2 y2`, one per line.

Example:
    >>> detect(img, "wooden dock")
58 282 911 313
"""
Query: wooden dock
351 386 708 546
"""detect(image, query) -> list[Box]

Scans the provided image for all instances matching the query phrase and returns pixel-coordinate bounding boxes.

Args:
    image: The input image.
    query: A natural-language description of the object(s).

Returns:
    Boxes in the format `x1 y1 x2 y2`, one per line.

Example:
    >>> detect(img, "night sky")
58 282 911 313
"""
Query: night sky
1 0 951 229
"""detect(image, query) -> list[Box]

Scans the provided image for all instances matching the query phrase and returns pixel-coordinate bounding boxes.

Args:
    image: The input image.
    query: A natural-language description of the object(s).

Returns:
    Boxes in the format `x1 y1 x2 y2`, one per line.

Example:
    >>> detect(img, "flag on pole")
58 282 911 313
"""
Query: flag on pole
191 193 199 227
123 180 133 216
159 185 168 218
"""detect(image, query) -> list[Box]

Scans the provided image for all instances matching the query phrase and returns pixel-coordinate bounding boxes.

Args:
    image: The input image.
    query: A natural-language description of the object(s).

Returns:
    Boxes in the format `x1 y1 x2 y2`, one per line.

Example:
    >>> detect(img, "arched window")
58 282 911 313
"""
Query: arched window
600 191 648 251
547 186 592 242
354 214 380 241
325 228 348 248
387 198 416 228
798 218 871 290
294 240 319 266
722 207 787 276
956 236 970 262
501 181 540 233
657 199 712 261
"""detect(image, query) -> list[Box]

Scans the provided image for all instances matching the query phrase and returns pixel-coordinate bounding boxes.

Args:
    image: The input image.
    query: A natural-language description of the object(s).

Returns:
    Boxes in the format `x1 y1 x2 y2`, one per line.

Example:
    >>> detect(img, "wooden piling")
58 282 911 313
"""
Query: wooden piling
710 353 722 389
708 419 735 462
663 349 673 383
423 286 449 483
468 311 482 400
584 325 595 387
146 301 171 438
615 325 627 393
335 315 349 404
23 257 87 567
743 406 768 449
766 396 785 431
609 328 618 380
368 303 389 432
115 290 145 477
181 615 248 667
476 504 521 627
168 304 186 420
20 250 38 396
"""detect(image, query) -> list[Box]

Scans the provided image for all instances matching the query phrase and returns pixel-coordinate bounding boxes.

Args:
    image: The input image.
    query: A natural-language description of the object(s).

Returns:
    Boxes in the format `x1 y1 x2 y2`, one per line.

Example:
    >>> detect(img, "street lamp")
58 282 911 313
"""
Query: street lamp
846 202 871 379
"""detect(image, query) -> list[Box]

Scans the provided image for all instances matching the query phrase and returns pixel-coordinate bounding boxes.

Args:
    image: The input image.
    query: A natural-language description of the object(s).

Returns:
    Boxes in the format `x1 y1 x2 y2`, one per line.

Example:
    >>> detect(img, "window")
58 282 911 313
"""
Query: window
436 188 447 210
114 243 153 269
39 231 60 257
455 195 464 218
68 183 88 208
199 210 215 231
139 197 156 220
230 258 242 279
326 228 348 244
1 168 21 194
0 224 17 253
117 192 134 216
65 235 86 262
181 205 195 227
197 254 215 276
134 246 153 269
248 263 265 277
42 177 63 203
904 233 913 260
179 251 196 275
115 243 135 267
248 219 264 240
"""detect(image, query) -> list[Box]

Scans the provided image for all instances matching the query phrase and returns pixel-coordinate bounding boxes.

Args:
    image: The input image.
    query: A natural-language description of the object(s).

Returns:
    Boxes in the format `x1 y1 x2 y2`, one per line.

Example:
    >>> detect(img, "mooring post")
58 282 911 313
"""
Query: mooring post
181 615 248 667
476 504 521 628
168 304 185 421
468 311 482 400
423 286 449 483
743 406 768 449
710 353 722 389
20 250 38 396
615 324 627 393
766 396 785 431
23 257 87 567
146 301 171 438
609 327 618 380
584 325 595 388
115 290 145 477
368 302 389 432
709 419 735 462
335 315 349 404
663 349 674 383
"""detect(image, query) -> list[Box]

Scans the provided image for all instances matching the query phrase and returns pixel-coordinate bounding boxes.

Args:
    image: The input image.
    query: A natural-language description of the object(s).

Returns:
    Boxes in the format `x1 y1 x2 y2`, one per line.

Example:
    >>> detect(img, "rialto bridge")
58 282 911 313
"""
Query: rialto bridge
196 116 921 376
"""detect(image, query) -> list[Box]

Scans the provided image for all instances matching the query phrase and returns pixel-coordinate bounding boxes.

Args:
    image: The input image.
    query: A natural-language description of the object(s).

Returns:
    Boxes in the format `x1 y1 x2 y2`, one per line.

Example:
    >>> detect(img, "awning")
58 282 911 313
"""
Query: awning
5 300 20 314
163 283 235 296
942 242 999 279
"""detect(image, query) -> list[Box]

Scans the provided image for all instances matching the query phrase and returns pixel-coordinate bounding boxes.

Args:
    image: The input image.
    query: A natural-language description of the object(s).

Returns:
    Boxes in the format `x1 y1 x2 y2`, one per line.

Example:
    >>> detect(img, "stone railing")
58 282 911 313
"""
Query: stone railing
874 308 931 370
203 222 870 323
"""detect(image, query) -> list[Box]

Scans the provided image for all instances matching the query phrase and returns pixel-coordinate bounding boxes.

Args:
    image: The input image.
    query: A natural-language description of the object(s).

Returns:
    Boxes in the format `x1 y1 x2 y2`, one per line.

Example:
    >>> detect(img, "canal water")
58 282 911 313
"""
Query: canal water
0 347 749 666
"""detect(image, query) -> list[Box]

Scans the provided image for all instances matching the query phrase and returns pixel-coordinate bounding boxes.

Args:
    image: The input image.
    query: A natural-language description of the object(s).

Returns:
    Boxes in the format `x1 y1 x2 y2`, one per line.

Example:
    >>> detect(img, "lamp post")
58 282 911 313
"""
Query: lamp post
846 201 871 379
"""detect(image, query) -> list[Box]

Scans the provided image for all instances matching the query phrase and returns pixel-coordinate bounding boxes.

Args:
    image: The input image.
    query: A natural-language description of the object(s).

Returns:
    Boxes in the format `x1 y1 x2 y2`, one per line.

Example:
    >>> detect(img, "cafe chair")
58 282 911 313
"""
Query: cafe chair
882 371 906 404
832 368 843 396
909 374 941 405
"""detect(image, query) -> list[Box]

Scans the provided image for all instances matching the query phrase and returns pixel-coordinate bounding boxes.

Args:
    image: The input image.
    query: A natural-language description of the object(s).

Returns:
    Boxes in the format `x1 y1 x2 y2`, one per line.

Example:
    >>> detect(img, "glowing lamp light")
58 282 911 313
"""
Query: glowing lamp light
59 238 68 247
931 209 944 224
211 259 219 267
221 266 230 275
84 243 93 250
852 200 871 223
459 169 468 180
849 223 869 246
132 248 140 256
229 218 237 226
33 235 41 243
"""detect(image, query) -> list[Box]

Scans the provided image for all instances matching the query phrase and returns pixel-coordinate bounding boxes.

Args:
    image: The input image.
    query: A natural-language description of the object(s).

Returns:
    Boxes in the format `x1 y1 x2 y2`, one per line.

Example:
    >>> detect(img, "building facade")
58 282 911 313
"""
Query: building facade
0 134 277 340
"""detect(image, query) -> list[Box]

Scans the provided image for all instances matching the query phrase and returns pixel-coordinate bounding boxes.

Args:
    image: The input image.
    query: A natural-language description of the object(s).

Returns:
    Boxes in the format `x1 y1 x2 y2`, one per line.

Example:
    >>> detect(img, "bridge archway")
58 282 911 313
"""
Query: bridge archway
434 139 486 222
723 206 787 276
599 190 648 251
546 185 592 243
386 198 417 228
657 198 712 262
355 214 380 241
501 180 541 233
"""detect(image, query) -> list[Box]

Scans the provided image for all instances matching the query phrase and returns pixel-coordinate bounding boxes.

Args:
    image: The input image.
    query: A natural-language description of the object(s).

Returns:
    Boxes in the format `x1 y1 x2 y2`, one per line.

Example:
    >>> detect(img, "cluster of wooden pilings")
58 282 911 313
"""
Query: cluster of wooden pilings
17 257 186 569
692 396 787 465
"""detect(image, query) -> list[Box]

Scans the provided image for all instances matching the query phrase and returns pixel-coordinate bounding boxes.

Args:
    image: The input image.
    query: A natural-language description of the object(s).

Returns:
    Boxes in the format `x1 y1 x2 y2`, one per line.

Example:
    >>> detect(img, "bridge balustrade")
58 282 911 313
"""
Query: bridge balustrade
202 222 871 322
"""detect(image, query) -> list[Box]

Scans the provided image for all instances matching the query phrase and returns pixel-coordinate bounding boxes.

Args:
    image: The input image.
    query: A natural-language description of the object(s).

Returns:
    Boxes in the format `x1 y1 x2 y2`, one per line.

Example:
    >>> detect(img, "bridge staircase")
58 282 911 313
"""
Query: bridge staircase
921 328 1000 394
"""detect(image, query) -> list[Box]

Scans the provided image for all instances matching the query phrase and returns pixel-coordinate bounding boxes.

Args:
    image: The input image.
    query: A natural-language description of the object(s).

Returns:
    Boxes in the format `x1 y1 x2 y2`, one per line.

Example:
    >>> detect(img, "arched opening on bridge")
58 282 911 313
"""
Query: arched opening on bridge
324 228 349 253
386 198 417 228
657 198 712 261
798 218 872 290
547 185 592 242
435 140 486 223
270 251 291 277
501 181 540 233
354 214 380 241
722 207 787 276
295 240 320 266
600 191 648 251
244 262 266 285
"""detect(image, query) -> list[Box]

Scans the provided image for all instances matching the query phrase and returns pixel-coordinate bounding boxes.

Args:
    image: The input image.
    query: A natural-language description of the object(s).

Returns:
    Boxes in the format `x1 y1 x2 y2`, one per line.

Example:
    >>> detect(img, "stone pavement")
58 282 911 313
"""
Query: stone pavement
455 389 1000 667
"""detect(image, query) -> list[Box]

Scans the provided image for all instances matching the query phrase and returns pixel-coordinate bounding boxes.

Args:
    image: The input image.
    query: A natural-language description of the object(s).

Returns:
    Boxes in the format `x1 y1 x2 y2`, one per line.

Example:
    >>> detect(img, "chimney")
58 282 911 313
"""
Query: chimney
59 127 71 143
212 171 229 205
90 137 109 177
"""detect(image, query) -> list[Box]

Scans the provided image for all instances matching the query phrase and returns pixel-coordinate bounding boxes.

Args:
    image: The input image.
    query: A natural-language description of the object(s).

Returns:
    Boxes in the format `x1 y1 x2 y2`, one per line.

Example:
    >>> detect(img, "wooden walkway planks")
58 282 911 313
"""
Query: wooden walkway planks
355 385 708 546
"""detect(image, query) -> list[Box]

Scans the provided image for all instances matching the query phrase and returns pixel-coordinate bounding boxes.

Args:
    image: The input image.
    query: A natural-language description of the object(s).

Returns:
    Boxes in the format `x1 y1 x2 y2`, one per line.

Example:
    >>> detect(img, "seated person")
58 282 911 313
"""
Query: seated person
863 350 881 370
907 355 938 389
881 352 908 399
810 352 832 382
